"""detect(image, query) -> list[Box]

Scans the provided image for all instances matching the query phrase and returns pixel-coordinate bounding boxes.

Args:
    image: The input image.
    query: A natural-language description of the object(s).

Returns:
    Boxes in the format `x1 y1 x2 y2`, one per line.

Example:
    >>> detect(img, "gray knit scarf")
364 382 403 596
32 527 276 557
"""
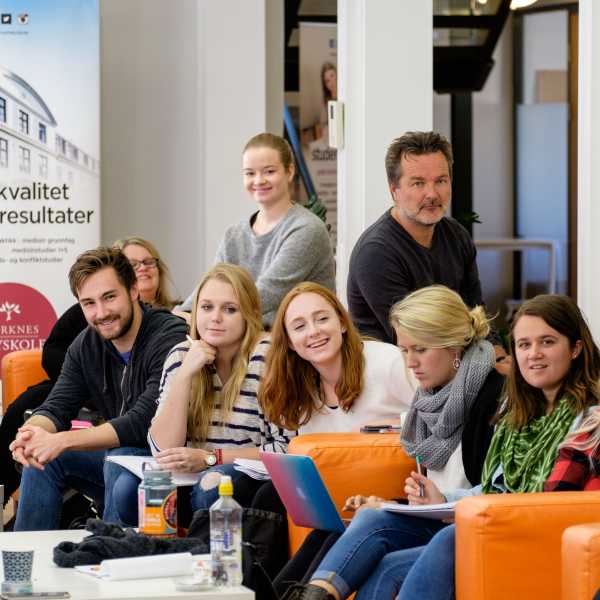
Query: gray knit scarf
400 339 496 471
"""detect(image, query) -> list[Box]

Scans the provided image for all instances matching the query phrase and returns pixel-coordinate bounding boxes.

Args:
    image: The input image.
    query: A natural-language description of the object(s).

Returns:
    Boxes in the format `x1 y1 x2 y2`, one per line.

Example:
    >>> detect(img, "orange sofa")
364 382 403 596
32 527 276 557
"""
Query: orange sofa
287 432 417 554
455 491 600 600
1 349 46 413
562 523 600 600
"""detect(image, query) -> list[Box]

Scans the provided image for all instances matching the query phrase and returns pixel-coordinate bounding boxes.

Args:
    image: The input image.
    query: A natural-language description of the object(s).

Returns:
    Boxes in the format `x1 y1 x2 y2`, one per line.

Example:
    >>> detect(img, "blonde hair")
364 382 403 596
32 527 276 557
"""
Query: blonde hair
188 263 263 443
560 406 600 457
259 282 365 430
389 285 490 350
113 236 179 310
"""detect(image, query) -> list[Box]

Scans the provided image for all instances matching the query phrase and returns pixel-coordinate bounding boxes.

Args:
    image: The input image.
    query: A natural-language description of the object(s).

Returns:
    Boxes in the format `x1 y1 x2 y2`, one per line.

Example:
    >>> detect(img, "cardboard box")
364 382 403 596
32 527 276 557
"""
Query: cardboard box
535 69 567 103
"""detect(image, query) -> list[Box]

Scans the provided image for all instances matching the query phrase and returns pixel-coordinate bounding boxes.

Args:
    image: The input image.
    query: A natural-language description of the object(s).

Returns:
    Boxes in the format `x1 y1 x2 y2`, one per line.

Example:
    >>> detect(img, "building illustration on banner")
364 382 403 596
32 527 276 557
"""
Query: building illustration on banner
0 66 100 188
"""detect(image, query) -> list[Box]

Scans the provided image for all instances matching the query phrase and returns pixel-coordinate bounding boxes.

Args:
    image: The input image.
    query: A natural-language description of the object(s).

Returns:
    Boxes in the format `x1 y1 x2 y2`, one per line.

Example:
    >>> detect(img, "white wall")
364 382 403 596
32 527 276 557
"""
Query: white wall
578 0 600 341
522 10 568 105
100 0 283 299
100 0 200 300
337 0 433 298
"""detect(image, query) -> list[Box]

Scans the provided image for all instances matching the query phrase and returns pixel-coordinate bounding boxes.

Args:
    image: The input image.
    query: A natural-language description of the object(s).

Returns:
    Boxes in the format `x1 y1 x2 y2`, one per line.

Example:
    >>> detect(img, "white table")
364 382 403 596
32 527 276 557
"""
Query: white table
0 530 254 600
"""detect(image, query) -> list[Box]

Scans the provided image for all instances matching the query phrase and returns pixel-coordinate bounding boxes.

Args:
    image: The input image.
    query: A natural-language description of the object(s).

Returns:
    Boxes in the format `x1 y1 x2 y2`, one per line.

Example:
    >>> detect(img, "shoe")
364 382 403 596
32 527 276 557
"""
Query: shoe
281 583 336 600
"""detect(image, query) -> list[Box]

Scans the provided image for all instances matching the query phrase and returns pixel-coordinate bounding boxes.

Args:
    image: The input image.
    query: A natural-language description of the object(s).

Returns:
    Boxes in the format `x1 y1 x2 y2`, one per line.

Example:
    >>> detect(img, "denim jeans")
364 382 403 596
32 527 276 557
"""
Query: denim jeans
311 507 447 599
355 546 425 600
112 462 249 526
397 524 456 600
14 446 149 531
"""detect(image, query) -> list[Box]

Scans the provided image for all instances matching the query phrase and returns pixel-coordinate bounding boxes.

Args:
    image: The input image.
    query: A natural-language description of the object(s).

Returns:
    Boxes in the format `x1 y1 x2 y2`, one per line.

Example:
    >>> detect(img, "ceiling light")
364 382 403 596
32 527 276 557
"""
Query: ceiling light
510 0 539 9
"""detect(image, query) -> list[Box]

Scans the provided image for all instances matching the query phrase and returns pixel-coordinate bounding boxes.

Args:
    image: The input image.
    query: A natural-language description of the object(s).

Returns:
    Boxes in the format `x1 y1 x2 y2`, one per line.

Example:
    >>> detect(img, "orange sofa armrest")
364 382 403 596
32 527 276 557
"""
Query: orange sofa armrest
287 433 416 554
455 491 600 600
562 523 600 600
1 349 46 413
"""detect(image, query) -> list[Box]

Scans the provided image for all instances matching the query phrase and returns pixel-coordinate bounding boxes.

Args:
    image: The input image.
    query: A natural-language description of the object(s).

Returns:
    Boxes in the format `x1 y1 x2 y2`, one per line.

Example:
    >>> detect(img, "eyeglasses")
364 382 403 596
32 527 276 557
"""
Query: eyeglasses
129 258 159 270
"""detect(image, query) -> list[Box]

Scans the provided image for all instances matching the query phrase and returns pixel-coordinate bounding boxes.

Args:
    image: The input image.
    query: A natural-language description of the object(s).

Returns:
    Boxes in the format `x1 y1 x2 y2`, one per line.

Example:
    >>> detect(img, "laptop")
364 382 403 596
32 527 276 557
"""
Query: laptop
259 451 346 533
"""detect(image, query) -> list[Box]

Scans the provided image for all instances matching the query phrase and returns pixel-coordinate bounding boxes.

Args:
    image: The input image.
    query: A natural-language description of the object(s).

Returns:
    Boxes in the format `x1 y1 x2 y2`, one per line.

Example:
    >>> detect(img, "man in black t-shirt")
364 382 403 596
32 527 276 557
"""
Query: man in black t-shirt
347 131 486 344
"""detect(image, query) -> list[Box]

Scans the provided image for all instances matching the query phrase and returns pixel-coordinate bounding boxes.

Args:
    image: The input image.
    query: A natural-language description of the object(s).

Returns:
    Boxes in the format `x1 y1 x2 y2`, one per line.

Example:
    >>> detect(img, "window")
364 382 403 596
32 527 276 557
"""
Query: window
19 110 29 135
39 123 47 144
19 146 30 173
0 97 6 123
39 154 48 178
56 135 66 155
0 137 7 168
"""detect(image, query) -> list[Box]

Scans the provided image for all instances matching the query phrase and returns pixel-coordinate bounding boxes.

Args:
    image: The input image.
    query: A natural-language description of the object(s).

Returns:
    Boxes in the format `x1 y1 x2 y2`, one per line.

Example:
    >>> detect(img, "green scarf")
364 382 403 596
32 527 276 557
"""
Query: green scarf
481 397 576 494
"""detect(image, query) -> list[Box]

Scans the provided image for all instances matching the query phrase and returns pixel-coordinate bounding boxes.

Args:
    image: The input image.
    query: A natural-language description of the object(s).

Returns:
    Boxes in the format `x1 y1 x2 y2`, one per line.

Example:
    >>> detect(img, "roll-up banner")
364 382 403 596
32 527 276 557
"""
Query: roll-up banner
0 0 100 374
299 22 337 247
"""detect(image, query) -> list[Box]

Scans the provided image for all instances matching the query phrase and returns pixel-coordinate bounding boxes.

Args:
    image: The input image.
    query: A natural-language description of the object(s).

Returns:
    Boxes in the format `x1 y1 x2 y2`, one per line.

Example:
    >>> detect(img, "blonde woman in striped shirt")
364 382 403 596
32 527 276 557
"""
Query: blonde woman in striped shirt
109 263 289 524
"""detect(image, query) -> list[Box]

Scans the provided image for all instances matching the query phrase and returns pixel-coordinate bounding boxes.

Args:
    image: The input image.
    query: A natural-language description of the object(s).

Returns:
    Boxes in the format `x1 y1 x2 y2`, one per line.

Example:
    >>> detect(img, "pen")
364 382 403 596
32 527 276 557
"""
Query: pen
416 455 425 498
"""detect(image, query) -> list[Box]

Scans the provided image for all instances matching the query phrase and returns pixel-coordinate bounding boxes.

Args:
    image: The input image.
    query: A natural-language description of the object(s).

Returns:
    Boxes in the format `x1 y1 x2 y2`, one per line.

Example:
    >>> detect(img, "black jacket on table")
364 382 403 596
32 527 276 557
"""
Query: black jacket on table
33 304 188 448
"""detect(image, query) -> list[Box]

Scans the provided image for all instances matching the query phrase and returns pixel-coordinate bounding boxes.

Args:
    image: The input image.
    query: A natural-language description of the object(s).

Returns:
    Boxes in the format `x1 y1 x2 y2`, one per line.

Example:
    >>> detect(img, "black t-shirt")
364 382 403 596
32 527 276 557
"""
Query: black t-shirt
347 210 484 343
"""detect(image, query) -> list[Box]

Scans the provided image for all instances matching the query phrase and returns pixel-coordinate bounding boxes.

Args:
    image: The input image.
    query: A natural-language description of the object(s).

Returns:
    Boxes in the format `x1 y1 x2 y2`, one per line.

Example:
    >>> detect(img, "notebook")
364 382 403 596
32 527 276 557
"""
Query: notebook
259 452 346 533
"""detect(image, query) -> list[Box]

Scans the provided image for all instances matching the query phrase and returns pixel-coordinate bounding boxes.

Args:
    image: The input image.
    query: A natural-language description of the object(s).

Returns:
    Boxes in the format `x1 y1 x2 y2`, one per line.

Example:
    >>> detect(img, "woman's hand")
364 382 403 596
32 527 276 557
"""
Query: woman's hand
155 447 212 473
342 494 386 512
179 339 217 378
404 471 446 505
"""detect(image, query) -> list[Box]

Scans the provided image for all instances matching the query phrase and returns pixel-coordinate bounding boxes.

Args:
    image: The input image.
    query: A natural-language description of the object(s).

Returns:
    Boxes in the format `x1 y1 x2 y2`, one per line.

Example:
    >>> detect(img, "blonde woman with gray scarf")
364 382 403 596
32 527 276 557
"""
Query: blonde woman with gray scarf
280 285 505 600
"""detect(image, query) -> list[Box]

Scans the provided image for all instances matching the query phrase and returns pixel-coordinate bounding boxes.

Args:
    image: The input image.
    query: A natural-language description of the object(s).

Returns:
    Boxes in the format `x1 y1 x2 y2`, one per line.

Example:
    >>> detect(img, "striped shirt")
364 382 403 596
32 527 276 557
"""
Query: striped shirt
148 336 291 454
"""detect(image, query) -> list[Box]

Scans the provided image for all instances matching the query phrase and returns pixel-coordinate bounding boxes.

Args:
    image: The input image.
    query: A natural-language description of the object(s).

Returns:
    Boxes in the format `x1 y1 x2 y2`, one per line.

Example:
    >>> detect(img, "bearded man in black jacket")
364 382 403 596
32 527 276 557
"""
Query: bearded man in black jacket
10 246 188 530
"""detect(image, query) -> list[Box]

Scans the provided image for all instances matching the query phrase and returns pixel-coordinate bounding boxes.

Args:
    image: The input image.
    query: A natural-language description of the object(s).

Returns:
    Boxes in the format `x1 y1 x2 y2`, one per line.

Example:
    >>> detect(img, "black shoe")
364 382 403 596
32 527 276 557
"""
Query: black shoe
281 583 336 600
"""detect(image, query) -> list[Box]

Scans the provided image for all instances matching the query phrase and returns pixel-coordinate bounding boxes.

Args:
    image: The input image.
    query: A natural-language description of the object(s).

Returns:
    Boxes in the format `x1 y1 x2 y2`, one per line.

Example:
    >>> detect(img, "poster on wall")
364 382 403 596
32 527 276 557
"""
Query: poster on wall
0 0 100 368
299 22 337 246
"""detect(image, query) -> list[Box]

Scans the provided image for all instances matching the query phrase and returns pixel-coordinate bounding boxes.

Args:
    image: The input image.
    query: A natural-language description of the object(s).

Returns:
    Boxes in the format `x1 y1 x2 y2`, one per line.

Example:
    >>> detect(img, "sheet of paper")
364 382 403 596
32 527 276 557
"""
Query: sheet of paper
105 455 200 486
233 458 271 480
380 501 457 520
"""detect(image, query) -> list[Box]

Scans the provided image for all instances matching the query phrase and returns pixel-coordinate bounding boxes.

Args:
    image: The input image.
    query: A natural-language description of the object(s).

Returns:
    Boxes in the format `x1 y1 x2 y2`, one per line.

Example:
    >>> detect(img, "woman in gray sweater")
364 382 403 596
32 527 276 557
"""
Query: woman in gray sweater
180 132 335 328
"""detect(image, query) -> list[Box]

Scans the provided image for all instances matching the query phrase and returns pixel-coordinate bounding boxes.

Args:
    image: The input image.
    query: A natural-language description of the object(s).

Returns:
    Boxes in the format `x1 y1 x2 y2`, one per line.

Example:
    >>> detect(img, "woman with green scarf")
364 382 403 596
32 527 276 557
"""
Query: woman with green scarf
284 294 600 600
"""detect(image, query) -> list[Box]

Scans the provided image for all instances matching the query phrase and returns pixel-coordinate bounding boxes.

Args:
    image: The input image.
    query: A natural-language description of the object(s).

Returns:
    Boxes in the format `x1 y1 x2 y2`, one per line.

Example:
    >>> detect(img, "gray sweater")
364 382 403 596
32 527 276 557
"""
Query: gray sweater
181 204 335 326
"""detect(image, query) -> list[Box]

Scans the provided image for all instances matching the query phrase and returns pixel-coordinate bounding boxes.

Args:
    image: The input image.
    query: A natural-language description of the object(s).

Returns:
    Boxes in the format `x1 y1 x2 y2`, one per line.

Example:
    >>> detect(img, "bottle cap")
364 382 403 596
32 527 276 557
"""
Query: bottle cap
218 474 233 496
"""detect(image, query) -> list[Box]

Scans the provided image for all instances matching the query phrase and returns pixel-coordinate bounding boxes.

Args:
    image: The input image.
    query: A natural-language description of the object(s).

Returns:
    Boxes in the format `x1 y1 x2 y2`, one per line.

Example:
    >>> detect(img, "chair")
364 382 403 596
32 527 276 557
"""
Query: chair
455 491 600 600
562 523 600 600
287 432 417 554
1 349 47 414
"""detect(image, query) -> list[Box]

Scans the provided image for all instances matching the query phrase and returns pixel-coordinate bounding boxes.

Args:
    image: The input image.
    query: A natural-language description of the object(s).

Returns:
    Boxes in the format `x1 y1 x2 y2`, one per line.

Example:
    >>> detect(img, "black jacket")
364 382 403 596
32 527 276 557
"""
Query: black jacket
461 369 505 486
33 304 188 447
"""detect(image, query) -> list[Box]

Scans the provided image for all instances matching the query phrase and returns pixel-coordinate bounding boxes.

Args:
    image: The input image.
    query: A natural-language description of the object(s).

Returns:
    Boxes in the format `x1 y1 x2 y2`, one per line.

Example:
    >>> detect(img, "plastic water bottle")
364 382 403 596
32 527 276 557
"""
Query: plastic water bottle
210 475 242 587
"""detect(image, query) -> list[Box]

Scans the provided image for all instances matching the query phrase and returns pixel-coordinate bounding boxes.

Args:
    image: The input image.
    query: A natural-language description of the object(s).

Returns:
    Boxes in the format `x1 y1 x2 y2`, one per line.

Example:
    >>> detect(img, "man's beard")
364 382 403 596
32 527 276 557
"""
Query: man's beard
93 301 135 342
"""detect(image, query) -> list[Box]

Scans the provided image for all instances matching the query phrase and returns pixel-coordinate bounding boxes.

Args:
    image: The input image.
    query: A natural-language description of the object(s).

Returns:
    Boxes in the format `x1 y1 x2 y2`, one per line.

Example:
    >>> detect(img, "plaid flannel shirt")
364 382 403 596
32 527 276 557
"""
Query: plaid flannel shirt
544 436 600 492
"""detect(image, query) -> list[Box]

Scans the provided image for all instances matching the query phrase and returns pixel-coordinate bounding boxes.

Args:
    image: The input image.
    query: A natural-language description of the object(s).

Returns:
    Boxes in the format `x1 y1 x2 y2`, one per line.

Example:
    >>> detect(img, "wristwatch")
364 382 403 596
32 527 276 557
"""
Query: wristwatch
205 452 217 467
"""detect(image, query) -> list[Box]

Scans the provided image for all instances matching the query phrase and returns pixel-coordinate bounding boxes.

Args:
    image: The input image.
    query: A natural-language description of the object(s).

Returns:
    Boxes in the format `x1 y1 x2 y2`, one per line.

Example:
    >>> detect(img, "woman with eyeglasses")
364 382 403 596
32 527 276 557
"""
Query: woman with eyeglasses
114 236 179 310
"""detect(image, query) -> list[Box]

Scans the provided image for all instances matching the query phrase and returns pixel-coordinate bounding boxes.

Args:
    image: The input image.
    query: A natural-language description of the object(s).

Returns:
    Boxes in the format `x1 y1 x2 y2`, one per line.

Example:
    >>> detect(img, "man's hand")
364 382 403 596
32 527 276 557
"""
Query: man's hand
9 429 38 468
404 471 446 505
155 447 212 473
12 425 68 470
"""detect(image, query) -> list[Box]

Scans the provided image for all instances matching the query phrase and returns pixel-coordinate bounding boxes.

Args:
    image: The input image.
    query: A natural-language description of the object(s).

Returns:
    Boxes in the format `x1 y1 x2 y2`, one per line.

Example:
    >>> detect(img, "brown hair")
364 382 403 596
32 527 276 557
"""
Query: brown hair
259 282 365 430
502 294 600 429
243 132 295 175
385 131 453 186
321 61 337 102
187 263 264 443
69 246 136 298
113 236 179 310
